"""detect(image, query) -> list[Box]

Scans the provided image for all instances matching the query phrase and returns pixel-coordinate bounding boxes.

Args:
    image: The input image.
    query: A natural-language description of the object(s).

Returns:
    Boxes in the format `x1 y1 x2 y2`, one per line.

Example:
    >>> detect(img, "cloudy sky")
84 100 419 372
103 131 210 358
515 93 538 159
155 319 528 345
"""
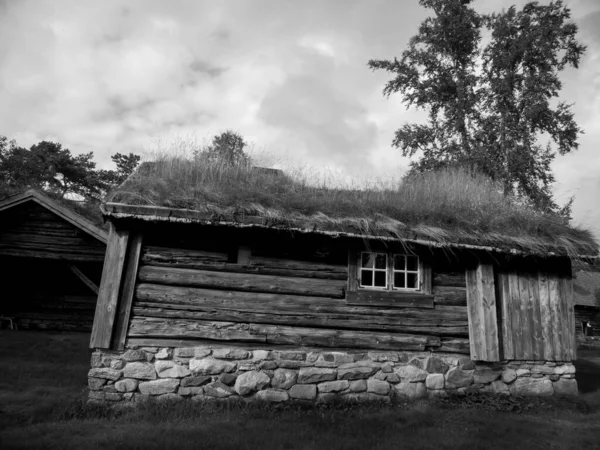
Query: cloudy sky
1 0 599 239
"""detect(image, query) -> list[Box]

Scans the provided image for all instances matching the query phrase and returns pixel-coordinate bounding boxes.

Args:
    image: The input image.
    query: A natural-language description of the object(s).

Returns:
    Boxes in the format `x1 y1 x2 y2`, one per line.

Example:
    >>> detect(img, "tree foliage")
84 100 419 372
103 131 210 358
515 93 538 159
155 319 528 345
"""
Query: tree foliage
0 136 140 201
368 0 585 212
203 130 251 166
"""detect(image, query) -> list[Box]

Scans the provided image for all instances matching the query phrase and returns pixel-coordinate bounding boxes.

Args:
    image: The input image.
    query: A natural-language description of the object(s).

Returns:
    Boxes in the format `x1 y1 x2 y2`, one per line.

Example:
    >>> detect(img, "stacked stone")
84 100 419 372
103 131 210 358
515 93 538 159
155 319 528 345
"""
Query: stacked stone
87 347 578 403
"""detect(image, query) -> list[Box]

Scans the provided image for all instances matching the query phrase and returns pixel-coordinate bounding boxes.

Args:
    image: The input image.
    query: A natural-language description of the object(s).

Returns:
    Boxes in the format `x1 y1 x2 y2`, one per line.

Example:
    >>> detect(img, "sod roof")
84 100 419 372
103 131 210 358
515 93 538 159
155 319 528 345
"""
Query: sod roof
105 157 598 258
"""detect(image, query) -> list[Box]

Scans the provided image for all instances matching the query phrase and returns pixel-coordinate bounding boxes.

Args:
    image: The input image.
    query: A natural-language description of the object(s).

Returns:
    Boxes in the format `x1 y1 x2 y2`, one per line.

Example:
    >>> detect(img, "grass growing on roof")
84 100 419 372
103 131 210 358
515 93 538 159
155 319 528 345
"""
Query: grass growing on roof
108 152 598 256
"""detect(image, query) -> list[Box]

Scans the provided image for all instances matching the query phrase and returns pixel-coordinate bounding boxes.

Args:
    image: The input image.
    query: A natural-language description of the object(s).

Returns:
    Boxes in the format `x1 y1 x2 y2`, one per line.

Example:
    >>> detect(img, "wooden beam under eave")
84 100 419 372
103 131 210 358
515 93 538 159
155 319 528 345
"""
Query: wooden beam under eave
68 264 99 294
111 233 143 350
90 223 129 349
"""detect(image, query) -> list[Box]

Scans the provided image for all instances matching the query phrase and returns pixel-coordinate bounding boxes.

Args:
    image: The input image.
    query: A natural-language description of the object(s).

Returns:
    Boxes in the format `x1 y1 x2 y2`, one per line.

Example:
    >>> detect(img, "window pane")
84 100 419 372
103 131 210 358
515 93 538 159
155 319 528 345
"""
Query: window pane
361 270 372 286
407 273 418 289
394 272 405 288
406 255 418 271
394 254 406 270
375 254 387 269
361 253 373 269
374 271 386 287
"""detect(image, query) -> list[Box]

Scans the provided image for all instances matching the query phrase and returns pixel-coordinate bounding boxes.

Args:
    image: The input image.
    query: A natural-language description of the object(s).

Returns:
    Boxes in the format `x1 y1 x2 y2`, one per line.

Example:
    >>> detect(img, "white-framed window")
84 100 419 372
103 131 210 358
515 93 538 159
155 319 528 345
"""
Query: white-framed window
359 252 388 289
392 254 420 290
359 252 421 291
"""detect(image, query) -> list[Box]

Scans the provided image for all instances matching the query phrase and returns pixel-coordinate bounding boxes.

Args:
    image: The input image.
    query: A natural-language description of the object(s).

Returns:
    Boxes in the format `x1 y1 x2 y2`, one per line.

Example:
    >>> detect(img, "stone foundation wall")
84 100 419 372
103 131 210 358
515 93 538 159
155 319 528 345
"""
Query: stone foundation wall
87 346 578 404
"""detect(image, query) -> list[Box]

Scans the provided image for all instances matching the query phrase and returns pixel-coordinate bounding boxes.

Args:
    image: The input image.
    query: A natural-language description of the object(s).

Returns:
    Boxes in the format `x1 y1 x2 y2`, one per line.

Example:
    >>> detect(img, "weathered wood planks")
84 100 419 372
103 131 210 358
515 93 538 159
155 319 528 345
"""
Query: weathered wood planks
68 264 99 294
0 248 106 262
134 283 468 337
138 265 346 298
128 316 440 351
432 286 467 306
141 246 347 280
346 291 434 309
432 272 466 287
111 233 143 350
466 263 500 361
90 224 130 349
496 269 575 361
0 200 106 262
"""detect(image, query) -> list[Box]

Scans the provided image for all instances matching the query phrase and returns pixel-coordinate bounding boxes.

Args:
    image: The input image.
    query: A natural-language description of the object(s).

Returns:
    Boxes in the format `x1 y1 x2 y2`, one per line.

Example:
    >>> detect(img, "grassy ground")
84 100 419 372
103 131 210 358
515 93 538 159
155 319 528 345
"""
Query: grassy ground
1 331 600 450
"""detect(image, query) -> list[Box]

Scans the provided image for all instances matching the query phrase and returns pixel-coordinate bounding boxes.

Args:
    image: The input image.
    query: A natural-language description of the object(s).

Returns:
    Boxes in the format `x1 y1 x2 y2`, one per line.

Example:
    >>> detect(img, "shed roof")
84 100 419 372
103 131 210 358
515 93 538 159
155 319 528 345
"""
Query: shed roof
105 158 598 257
573 271 600 308
0 190 108 244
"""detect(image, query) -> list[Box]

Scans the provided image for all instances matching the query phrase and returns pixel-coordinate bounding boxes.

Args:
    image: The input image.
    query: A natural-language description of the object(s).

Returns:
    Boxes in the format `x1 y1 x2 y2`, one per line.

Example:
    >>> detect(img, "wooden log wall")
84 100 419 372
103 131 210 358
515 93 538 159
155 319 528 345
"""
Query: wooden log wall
574 306 600 337
0 256 101 331
497 270 576 361
127 244 470 353
0 202 105 261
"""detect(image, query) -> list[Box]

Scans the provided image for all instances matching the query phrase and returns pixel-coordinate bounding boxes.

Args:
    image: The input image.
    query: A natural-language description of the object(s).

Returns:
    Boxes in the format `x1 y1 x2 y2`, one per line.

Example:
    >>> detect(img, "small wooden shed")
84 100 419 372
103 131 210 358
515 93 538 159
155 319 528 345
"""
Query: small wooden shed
0 190 108 331
87 198 597 401
573 270 600 337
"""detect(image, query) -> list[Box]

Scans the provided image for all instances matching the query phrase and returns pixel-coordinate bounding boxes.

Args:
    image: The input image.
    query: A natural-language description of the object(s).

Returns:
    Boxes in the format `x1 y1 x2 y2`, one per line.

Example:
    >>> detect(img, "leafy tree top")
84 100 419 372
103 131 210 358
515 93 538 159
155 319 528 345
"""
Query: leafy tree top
0 136 140 201
368 0 585 215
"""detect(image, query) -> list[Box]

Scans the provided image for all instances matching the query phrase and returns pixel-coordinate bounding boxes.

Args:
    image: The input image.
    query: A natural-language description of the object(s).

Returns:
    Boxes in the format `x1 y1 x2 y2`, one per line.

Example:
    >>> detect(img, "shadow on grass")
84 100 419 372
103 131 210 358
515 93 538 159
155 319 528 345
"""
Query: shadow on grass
2 393 600 450
575 347 600 394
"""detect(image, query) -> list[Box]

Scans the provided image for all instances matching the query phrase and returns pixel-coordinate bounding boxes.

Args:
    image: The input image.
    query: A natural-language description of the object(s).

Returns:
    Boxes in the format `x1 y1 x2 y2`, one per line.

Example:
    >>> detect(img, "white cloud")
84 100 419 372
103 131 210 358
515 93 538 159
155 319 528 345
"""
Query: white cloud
0 0 599 239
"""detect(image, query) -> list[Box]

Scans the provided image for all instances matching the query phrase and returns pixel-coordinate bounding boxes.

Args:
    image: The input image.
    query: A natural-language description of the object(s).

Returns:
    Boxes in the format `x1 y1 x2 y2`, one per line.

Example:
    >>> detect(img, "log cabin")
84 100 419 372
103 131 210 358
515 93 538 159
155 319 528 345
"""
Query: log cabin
0 190 108 331
87 164 598 402
573 270 600 337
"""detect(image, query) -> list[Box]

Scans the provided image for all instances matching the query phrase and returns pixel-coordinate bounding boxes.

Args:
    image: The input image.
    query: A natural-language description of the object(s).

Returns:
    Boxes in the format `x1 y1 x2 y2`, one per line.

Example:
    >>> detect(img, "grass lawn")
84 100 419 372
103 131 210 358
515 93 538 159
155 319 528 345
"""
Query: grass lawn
1 331 600 450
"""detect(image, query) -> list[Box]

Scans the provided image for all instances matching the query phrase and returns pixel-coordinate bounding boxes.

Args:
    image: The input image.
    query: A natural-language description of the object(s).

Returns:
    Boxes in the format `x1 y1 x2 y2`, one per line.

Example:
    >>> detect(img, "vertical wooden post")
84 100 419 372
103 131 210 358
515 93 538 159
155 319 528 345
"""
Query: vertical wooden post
529 273 543 360
565 274 575 361
347 249 358 294
419 258 432 295
548 274 563 360
466 263 500 361
90 223 129 349
111 233 143 350
538 272 555 361
518 274 534 360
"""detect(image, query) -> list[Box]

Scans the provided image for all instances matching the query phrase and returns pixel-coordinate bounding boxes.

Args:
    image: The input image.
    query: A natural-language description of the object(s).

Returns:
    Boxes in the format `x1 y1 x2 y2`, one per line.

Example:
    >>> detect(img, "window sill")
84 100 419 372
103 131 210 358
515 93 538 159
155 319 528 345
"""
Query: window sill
346 290 434 309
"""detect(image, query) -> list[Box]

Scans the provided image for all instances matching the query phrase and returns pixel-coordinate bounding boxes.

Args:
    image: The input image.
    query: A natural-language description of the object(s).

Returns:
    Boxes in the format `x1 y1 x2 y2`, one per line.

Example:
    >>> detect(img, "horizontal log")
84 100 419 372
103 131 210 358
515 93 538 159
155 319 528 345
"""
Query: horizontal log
433 272 466 287
249 256 346 274
0 232 98 247
136 284 468 323
132 304 469 337
125 337 370 352
138 266 346 298
35 302 96 311
7 220 74 230
346 291 434 309
9 227 83 238
436 338 471 355
142 247 347 280
432 286 467 306
10 312 94 321
128 317 440 351
0 248 105 262
0 241 105 255
125 337 469 354
143 246 228 264
25 294 97 303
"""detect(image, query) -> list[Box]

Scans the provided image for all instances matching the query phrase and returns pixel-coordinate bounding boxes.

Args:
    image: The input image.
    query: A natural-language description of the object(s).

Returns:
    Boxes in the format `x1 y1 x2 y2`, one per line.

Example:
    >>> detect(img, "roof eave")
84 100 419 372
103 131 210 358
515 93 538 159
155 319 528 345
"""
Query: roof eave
0 190 108 244
103 202 589 258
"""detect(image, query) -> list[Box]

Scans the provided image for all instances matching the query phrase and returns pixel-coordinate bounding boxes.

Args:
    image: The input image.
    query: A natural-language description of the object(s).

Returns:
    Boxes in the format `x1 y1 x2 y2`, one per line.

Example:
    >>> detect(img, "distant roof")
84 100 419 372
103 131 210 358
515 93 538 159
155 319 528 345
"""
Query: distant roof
0 190 108 244
573 271 600 308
